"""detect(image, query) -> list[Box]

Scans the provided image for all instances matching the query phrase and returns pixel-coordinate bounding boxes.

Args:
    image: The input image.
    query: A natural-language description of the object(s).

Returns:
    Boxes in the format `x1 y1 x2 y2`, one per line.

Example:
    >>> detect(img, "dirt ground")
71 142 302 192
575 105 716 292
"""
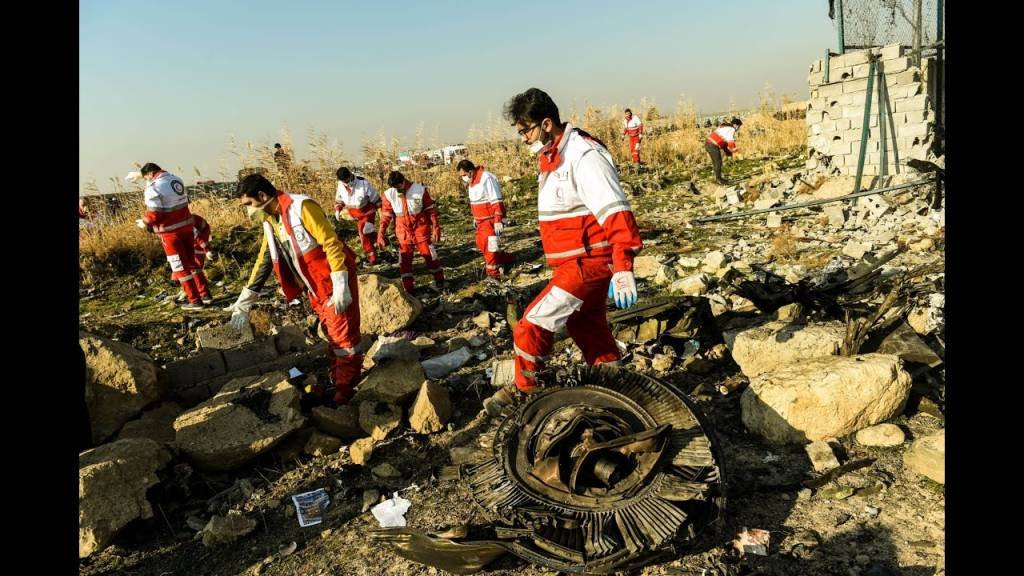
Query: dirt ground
79 152 945 576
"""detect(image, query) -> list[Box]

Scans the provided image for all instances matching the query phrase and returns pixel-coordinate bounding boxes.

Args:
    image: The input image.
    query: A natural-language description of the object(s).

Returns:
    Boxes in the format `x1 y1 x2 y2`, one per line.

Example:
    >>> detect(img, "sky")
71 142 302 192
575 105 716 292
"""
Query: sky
80 0 836 193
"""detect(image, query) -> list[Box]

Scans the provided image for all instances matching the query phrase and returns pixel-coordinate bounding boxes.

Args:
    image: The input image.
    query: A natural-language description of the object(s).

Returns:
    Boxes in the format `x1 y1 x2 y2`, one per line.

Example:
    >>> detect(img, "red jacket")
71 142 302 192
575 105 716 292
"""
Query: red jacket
467 167 505 223
379 183 440 244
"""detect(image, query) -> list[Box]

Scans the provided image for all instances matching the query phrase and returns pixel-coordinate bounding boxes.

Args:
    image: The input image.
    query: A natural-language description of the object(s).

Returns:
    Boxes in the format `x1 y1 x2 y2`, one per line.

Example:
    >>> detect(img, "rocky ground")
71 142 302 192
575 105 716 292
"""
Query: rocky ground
79 151 945 576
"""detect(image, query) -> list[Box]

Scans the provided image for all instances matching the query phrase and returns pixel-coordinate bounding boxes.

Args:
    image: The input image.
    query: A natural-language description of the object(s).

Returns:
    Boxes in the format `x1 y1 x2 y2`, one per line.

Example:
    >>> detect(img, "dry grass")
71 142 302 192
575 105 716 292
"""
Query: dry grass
767 223 800 262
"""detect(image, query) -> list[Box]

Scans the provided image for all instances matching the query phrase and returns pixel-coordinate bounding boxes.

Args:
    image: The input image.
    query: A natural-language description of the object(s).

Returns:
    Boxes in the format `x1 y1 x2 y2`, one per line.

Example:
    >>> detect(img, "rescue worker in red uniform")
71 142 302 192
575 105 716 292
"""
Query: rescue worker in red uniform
334 167 381 266
456 159 514 281
705 117 742 184
498 88 643 399
623 108 644 165
376 171 445 294
135 163 212 310
224 174 363 405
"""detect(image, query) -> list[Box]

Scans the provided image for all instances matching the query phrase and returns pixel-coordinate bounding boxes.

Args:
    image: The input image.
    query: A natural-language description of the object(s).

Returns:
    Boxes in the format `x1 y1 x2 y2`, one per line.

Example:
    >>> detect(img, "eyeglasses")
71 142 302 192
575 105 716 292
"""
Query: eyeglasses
517 123 541 137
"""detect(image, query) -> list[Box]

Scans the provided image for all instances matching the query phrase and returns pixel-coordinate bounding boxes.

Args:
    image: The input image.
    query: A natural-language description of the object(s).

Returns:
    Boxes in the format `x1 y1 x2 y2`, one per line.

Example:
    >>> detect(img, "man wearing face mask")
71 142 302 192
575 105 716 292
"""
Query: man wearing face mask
376 171 445 294
133 163 212 310
334 167 381 266
456 159 514 281
224 174 363 405
496 88 643 398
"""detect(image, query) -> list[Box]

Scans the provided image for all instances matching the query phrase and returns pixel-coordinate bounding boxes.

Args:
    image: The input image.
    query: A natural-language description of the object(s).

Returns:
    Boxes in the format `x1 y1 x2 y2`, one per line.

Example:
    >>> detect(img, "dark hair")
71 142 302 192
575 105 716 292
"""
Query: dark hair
624 108 632 114
336 167 353 181
730 117 743 127
387 171 406 188
140 163 161 176
455 159 475 173
503 87 560 127
237 174 277 199
274 143 282 149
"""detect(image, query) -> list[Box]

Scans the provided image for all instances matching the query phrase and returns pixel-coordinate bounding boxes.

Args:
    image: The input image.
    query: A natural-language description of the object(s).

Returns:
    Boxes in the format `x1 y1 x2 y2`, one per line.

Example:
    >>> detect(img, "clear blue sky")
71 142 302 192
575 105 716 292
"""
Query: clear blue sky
80 0 835 193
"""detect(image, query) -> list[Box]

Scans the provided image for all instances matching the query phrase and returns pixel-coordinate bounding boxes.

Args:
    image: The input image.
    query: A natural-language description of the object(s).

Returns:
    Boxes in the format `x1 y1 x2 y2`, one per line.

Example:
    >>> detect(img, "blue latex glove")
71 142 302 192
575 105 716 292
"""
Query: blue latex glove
608 271 638 309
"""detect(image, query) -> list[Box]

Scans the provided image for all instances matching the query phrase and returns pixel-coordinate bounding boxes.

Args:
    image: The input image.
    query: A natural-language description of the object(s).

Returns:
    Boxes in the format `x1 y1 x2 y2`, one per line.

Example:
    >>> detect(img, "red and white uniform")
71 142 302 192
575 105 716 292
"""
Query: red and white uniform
141 171 210 303
247 191 363 402
467 167 513 278
335 176 381 264
378 183 445 292
624 115 643 163
706 125 738 154
190 214 212 298
513 124 643 391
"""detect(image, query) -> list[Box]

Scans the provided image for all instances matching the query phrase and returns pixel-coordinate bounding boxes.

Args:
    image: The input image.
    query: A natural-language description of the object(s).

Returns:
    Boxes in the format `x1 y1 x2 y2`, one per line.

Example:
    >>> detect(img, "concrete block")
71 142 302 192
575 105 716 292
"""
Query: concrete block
883 57 911 73
897 123 932 138
829 141 852 155
204 366 261 396
830 50 871 68
843 78 870 94
843 106 866 119
766 214 783 228
809 97 828 111
853 63 872 78
902 109 930 123
806 110 825 124
894 95 927 112
835 118 852 130
174 382 214 407
811 59 822 73
818 83 844 97
821 120 838 132
222 337 279 372
889 69 921 86
808 72 825 86
881 44 904 60
811 124 823 135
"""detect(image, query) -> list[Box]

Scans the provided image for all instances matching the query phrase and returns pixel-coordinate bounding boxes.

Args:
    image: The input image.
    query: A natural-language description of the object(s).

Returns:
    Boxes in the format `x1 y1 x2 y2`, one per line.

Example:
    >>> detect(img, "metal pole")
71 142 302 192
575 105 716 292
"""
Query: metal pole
913 0 923 67
881 69 901 174
824 49 831 84
837 0 845 54
693 178 935 224
853 59 877 195
877 63 888 177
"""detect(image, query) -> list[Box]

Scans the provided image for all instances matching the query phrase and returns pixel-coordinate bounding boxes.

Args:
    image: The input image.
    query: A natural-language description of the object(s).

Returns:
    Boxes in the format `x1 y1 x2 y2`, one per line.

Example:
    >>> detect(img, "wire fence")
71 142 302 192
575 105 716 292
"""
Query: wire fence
833 0 944 52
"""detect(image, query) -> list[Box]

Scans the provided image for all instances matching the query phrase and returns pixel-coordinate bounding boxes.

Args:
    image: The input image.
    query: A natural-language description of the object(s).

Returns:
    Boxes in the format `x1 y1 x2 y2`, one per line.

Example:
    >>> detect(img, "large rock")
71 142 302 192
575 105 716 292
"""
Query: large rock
358 274 423 335
173 371 306 471
408 381 453 434
359 401 402 440
725 320 845 378
196 323 254 350
310 405 364 440
116 402 183 444
350 437 375 465
351 359 427 405
81 332 164 444
904 430 945 484
366 336 420 365
79 438 171 557
304 431 343 457
741 354 912 445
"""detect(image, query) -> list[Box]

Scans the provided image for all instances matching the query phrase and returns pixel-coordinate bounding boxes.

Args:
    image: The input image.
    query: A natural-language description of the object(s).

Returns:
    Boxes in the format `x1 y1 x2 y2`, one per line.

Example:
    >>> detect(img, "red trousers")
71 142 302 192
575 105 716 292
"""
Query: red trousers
475 219 513 278
350 208 378 264
512 258 620 391
399 240 444 292
308 258 363 405
159 229 210 303
629 136 641 163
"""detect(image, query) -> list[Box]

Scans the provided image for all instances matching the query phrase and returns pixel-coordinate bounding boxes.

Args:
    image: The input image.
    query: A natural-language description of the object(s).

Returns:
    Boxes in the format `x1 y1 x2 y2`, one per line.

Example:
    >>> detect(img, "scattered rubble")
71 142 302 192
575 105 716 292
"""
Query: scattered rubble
904 430 945 484
115 402 183 444
304 430 343 457
408 380 453 434
351 359 426 405
856 423 906 447
358 401 402 440
310 405 364 440
350 437 375 465
358 274 423 335
725 320 845 378
201 511 257 546
80 331 163 444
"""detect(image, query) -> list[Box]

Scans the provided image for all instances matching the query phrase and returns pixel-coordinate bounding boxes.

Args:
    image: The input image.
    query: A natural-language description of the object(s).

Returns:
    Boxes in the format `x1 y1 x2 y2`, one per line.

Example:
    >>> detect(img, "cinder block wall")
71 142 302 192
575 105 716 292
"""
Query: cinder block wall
806 44 937 176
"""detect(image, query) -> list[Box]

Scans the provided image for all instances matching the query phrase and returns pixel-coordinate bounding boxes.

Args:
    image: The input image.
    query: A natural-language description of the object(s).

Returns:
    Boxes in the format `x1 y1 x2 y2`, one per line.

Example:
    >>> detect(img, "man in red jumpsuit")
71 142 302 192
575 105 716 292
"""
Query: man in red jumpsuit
456 159 514 281
176 213 215 304
623 108 643 165
376 171 445 294
224 174 363 405
496 88 643 402
334 167 381 266
136 163 212 310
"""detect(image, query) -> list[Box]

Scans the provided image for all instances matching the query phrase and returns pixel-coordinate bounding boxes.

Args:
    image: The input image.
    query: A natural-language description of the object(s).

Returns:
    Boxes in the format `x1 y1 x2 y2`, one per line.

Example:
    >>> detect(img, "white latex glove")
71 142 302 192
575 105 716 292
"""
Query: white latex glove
335 209 344 221
493 222 504 236
327 270 352 314
607 271 638 309
125 171 142 182
224 288 259 330
205 250 216 262
135 219 150 231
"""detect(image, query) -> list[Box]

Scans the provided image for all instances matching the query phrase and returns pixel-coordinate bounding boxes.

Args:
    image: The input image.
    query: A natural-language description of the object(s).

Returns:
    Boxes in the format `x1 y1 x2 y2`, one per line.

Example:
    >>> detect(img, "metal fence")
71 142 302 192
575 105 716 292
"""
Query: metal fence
831 0 944 52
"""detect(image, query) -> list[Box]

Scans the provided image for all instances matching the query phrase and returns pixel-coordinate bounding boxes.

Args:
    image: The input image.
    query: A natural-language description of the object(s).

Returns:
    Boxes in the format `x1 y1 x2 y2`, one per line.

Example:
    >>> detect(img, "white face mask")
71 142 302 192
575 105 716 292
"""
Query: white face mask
461 175 470 183
528 140 546 155
245 196 273 220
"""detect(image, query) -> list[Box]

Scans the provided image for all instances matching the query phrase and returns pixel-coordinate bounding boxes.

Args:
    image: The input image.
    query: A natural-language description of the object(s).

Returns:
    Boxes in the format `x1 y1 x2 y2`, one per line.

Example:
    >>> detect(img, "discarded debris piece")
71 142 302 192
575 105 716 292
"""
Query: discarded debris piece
362 489 381 513
368 527 509 574
818 485 855 500
490 359 516 389
291 488 331 527
733 527 770 556
421 347 473 379
201 511 257 546
350 438 375 465
371 493 412 527
278 541 297 557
